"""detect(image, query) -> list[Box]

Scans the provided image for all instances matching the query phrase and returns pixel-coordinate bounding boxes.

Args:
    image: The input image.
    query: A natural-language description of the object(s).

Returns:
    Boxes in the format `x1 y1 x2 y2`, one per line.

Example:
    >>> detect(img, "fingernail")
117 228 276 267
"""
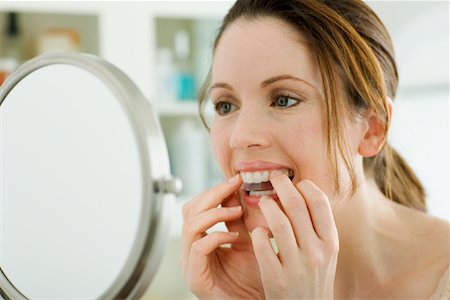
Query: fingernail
270 170 283 178
228 231 239 237
229 206 242 212
228 174 240 184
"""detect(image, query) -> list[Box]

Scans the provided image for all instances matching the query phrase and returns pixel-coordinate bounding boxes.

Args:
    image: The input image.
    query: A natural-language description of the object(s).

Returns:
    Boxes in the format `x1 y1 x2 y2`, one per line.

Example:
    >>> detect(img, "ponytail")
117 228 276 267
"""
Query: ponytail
364 144 426 211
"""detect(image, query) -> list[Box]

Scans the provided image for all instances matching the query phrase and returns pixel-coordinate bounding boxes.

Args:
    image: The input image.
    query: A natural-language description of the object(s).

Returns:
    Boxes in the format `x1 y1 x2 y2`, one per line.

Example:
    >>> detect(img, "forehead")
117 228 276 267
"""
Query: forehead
212 17 320 87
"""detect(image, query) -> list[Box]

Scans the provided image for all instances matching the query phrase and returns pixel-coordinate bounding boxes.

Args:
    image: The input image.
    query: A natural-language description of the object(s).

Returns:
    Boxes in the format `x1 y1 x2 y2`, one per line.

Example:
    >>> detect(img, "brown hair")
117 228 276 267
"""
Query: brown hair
199 0 426 211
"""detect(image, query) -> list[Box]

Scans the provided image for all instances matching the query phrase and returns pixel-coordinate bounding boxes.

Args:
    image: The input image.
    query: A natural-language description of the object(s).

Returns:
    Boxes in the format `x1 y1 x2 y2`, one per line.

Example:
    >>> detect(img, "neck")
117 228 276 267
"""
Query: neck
331 177 408 297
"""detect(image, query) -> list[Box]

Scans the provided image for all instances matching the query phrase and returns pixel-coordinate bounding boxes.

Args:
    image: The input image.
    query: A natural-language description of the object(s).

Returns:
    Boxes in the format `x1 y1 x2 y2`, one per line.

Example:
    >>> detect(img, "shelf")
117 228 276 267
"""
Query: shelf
153 16 222 111
0 11 99 62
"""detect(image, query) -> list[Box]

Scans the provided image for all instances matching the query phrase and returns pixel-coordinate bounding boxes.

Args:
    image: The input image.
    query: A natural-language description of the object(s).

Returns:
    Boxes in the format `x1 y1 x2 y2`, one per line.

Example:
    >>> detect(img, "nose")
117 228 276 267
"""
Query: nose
229 108 271 150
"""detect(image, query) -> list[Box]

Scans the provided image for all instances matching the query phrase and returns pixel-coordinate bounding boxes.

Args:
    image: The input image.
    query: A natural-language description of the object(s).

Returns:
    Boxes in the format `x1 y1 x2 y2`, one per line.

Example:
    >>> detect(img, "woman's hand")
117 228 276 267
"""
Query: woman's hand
180 175 265 299
251 171 339 299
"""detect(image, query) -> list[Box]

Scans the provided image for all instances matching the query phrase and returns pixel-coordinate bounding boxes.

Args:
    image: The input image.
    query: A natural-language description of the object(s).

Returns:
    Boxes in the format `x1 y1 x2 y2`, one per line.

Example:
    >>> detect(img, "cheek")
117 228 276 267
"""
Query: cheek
287 129 328 178
283 115 328 163
210 124 231 173
280 116 334 192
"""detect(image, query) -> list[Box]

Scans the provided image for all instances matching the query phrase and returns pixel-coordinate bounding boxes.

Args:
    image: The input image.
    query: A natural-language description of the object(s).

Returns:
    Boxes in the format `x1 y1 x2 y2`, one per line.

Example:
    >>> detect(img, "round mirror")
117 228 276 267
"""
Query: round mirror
0 52 181 300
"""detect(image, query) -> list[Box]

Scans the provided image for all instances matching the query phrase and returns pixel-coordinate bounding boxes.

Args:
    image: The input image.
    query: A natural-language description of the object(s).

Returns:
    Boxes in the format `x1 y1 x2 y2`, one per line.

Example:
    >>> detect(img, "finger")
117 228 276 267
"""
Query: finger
185 206 243 238
182 175 242 234
185 175 242 217
188 231 239 284
181 205 242 273
258 196 299 264
270 171 317 246
180 226 204 277
221 188 241 208
222 192 253 251
250 227 282 279
181 175 242 265
297 180 338 243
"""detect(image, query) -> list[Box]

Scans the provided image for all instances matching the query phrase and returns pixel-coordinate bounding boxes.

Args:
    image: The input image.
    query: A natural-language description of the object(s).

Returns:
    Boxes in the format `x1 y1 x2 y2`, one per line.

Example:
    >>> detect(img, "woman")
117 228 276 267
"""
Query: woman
180 0 449 298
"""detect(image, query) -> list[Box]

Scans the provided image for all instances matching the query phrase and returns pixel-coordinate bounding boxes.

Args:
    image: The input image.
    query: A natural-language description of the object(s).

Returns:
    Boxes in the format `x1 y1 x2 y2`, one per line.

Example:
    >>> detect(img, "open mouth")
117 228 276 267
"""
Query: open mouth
241 169 294 197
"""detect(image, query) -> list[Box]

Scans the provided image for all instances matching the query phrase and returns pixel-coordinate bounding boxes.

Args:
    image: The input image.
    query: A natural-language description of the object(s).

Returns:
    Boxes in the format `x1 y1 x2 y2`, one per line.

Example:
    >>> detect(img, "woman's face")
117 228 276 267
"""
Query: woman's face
210 17 359 232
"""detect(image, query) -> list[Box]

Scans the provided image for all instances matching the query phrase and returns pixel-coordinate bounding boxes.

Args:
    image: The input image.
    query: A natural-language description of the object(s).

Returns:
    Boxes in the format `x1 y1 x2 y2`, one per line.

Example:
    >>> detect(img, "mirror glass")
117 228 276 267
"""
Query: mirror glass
1 62 147 299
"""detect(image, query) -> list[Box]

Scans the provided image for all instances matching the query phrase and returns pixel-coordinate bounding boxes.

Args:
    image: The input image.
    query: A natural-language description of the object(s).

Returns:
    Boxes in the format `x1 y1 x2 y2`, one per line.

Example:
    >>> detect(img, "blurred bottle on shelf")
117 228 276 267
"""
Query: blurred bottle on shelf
35 28 81 55
0 12 22 86
157 48 177 101
174 30 196 101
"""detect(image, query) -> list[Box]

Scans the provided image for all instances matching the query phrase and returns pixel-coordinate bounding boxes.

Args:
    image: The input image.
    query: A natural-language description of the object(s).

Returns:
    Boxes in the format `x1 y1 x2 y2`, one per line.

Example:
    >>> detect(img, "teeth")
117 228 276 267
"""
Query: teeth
241 169 292 184
253 171 263 183
249 189 276 196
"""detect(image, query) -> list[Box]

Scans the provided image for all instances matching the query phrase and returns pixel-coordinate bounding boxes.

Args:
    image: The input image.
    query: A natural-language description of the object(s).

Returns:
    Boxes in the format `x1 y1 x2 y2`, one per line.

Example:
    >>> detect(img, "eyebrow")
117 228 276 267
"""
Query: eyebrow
210 74 317 92
261 74 316 89
210 82 234 91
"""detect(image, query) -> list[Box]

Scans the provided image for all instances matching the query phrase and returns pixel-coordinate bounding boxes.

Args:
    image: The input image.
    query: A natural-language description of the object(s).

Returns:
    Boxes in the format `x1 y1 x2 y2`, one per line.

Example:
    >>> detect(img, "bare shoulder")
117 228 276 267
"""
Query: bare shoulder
406 207 449 250
390 201 449 240
417 213 449 268
392 203 449 296
395 203 449 260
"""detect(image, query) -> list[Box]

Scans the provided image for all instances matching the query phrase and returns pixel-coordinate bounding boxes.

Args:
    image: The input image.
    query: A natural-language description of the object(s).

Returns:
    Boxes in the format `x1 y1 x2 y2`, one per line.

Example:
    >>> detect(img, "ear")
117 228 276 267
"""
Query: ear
358 97 393 157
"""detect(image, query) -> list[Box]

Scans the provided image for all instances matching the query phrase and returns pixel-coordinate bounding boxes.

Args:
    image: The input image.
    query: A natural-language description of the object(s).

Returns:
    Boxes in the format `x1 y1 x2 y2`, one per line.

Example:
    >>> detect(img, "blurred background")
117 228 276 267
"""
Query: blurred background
0 1 448 299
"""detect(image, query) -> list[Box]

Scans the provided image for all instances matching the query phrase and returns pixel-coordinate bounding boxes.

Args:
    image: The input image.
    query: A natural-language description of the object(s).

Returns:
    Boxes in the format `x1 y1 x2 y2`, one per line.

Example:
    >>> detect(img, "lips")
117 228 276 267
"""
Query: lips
235 161 295 207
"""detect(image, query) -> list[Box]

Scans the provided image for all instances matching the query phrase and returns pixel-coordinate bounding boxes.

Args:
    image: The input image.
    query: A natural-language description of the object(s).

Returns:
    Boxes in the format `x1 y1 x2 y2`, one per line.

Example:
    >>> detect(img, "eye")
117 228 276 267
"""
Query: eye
272 94 300 108
214 101 237 116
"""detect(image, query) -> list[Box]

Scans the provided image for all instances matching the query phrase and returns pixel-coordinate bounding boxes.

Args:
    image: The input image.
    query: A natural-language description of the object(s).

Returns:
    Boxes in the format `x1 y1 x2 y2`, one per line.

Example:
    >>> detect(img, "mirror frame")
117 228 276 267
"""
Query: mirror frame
0 52 177 300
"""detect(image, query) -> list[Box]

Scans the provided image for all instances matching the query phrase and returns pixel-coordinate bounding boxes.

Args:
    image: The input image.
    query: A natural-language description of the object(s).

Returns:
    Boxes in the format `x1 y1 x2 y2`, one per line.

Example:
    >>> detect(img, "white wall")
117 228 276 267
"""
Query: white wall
367 1 449 220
